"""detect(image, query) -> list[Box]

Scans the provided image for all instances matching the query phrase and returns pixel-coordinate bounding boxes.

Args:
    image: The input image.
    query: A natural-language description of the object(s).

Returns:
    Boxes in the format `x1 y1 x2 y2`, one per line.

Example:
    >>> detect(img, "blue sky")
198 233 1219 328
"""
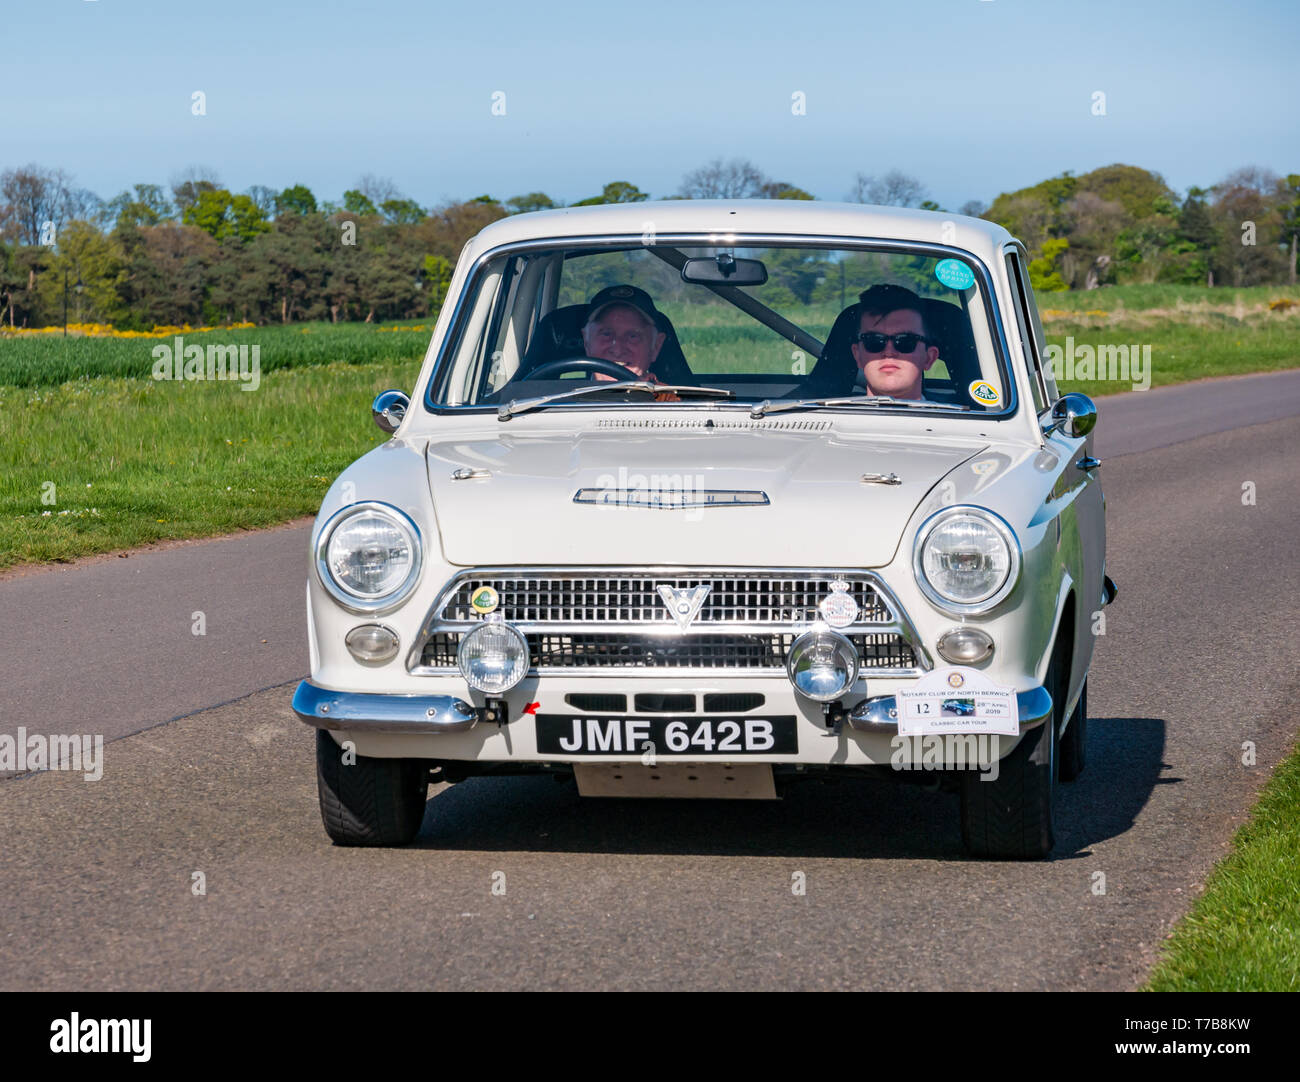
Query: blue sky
9 0 1298 209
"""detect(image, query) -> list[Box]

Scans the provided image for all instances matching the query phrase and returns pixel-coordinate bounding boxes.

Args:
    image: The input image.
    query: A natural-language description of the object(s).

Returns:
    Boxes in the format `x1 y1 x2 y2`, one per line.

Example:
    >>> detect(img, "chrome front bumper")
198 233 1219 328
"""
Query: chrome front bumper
293 679 1050 739
292 680 477 734
848 685 1053 735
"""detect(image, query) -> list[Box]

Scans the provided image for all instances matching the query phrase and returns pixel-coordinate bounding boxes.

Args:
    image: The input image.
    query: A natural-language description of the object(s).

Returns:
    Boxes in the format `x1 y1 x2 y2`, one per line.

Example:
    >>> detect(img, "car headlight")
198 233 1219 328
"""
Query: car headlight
913 506 1020 614
316 501 422 612
457 620 529 694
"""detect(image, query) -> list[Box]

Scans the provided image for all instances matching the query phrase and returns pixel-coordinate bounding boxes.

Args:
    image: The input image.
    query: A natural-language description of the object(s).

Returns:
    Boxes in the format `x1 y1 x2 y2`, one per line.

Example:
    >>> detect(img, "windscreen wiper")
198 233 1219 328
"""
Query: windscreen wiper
749 395 972 419
498 382 734 421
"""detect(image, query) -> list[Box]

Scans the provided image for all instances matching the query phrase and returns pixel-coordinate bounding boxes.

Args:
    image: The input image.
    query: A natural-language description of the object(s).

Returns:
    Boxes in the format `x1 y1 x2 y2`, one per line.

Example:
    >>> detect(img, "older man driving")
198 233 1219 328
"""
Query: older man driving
581 285 668 379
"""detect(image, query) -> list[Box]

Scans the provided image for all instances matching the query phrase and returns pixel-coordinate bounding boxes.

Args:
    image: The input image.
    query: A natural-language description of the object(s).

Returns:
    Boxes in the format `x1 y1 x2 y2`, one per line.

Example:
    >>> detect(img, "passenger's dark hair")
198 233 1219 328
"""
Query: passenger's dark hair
857 284 928 338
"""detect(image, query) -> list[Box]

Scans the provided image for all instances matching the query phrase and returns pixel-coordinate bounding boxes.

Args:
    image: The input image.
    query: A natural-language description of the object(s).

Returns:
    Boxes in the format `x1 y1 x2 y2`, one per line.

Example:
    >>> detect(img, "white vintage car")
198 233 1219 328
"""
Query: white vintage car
294 200 1115 859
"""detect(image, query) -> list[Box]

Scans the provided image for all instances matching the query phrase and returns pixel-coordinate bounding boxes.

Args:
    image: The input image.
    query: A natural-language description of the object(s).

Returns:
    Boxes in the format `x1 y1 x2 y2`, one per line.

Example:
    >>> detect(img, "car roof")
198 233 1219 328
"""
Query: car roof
463 199 1015 266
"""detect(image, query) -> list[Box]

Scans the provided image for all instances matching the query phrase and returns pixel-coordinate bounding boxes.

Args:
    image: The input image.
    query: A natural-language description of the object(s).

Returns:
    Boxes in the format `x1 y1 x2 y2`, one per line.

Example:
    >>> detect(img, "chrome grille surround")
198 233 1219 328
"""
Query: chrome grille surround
408 567 930 677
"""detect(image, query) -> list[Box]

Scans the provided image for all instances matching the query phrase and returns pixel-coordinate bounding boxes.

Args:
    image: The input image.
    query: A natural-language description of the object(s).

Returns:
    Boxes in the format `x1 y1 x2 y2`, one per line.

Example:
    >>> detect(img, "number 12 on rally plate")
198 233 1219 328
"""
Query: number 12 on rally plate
896 667 1020 736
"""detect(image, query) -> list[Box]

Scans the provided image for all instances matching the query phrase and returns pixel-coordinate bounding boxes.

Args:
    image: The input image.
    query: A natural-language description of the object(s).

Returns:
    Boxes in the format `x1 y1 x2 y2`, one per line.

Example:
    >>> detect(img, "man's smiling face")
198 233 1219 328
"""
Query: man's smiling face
849 307 939 399
581 304 664 378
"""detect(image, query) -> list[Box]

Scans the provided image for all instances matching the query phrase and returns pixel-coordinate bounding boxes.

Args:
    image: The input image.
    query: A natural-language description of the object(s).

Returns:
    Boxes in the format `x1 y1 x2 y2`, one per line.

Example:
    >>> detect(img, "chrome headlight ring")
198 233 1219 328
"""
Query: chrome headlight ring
315 501 423 614
912 505 1021 616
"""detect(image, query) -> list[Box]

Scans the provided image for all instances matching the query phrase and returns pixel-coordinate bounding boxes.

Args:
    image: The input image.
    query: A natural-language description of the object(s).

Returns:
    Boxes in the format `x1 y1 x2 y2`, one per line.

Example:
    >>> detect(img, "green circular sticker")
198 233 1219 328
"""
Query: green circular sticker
935 258 975 290
470 586 500 615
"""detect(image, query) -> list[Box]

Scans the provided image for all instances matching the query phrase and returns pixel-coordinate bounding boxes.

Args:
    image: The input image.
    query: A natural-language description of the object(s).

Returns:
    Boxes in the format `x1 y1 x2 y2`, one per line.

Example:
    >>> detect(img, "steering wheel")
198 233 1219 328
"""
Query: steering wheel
526 356 643 382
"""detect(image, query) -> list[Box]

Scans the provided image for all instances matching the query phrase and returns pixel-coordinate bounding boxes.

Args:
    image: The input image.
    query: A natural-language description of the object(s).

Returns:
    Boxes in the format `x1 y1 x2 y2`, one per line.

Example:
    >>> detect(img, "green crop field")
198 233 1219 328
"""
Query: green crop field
1 283 1297 571
0 320 431 388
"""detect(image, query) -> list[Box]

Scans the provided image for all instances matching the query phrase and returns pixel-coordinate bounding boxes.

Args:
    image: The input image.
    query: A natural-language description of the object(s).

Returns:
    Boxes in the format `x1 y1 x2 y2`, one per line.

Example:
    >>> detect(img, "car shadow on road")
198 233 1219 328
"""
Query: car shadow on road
1054 715 1171 858
408 715 1167 861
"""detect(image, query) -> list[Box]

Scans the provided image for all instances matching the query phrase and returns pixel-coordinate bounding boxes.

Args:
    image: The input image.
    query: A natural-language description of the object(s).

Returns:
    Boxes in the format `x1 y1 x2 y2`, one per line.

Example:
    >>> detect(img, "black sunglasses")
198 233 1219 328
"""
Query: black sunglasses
856 332 930 353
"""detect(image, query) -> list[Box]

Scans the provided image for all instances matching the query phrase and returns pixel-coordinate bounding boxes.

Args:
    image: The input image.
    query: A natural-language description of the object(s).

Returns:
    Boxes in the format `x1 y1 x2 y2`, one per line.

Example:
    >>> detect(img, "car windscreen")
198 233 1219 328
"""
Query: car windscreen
429 241 1013 414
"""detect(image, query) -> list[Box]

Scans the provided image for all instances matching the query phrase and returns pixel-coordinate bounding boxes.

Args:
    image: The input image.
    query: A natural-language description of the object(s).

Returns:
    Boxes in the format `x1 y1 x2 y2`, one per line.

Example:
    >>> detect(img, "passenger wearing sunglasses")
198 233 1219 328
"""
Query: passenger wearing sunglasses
848 284 939 400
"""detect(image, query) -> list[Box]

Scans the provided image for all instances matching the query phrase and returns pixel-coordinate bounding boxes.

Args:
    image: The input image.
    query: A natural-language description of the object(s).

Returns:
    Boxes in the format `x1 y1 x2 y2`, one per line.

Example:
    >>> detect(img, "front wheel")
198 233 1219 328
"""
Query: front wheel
1058 679 1087 782
315 729 428 846
960 650 1062 860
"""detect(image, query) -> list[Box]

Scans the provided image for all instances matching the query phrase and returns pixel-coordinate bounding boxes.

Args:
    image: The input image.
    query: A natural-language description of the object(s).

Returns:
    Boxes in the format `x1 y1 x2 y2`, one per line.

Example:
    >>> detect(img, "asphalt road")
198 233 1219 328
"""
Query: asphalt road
1 370 1298 990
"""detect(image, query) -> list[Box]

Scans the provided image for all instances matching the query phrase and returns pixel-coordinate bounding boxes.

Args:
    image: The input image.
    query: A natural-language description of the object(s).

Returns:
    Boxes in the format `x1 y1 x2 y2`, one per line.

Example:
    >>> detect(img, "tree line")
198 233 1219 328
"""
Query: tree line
0 158 1295 329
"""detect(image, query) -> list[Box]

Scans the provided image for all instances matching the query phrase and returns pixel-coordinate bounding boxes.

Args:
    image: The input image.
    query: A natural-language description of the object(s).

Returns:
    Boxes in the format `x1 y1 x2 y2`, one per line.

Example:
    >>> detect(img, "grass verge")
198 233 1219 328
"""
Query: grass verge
1144 745 1300 991
0 359 419 570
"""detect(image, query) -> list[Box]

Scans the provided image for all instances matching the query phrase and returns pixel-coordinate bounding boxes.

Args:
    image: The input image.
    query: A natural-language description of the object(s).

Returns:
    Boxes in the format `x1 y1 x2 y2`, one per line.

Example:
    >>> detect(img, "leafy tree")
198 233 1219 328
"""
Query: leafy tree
35 219 127 324
571 181 650 206
105 183 172 231
342 190 378 216
423 254 453 313
183 189 272 243
1207 166 1287 286
761 181 814 200
116 223 221 327
599 181 648 204
380 198 425 224
1028 237 1069 291
763 249 829 303
275 184 318 217
505 192 558 214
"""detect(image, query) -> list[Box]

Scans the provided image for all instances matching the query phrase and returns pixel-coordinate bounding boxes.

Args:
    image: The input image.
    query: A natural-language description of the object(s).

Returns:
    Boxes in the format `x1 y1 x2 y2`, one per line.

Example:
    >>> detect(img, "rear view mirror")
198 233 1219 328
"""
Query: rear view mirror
681 254 768 286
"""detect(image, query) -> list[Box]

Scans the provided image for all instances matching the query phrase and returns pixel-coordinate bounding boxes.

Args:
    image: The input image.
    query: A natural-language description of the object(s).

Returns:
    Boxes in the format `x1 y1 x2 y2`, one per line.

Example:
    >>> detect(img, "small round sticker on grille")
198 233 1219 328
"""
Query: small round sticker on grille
818 580 859 628
470 585 500 615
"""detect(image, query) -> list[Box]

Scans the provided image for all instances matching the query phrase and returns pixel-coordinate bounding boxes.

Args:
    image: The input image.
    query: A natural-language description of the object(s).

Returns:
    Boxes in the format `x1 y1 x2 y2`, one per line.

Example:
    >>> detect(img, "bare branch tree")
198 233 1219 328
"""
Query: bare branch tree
0 164 73 245
850 170 928 208
170 166 222 216
1215 165 1281 198
62 186 102 224
678 158 768 199
356 174 402 207
958 199 988 218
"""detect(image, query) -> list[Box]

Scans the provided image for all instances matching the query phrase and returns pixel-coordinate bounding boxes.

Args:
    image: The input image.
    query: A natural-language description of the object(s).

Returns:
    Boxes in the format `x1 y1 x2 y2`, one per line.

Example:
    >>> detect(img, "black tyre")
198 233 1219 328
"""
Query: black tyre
960 649 1061 860
1058 679 1087 782
315 729 428 846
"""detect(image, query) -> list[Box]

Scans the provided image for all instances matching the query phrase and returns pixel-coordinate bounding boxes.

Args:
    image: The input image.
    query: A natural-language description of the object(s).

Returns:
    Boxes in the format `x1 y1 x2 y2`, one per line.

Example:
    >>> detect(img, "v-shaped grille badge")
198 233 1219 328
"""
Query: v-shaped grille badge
657 584 711 630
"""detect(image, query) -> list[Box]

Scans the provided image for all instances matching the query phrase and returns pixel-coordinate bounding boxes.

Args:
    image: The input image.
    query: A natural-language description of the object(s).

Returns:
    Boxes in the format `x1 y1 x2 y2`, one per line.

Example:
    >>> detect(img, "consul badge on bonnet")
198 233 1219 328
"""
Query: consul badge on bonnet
818 580 859 628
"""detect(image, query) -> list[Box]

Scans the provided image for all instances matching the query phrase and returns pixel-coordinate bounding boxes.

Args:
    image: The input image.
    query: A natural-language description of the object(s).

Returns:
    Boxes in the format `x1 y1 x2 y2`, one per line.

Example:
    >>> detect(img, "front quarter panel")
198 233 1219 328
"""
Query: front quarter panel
308 437 457 693
896 440 1093 695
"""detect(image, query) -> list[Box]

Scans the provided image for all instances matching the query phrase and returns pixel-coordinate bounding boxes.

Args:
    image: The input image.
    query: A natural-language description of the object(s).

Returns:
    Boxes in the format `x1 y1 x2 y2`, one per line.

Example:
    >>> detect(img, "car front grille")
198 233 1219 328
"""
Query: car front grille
411 568 927 676
436 572 892 626
420 630 918 673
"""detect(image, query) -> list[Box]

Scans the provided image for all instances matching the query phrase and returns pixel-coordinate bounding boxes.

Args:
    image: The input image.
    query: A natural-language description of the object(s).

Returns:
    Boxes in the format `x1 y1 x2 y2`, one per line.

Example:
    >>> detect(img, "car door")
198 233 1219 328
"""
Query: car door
1004 246 1106 705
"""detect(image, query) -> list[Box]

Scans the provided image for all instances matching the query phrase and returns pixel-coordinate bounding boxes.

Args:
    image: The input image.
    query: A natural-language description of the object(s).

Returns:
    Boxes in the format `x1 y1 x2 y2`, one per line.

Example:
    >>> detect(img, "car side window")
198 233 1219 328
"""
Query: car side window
1004 250 1053 410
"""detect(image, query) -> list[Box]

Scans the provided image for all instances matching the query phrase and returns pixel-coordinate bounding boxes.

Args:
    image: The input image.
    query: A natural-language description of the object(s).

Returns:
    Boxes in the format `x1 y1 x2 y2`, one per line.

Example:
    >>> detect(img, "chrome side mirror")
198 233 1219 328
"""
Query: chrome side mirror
1041 392 1096 439
371 389 409 434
